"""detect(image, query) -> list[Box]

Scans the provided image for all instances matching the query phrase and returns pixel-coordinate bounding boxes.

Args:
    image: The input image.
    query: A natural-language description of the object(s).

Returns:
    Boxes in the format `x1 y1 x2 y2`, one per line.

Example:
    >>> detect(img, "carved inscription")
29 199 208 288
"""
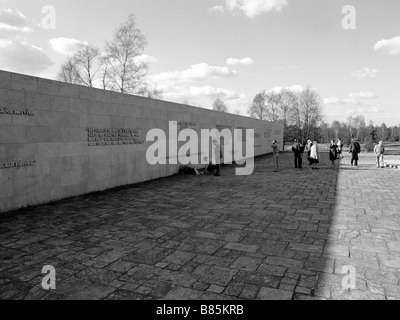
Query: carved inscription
0 160 36 169
86 128 144 147
178 121 197 131
0 108 34 116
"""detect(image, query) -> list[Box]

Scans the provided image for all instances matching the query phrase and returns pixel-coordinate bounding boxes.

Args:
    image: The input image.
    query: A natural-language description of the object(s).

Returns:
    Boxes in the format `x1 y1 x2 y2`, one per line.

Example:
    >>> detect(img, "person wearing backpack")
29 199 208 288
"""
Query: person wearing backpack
374 141 385 168
329 140 338 165
349 139 361 166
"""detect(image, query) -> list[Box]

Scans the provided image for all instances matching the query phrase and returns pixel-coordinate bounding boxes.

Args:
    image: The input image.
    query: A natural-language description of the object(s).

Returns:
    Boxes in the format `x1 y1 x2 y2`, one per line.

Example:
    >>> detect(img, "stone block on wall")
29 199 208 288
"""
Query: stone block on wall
0 70 11 90
11 73 37 93
25 92 50 111
0 126 25 143
50 96 70 112
0 88 25 109
37 78 60 96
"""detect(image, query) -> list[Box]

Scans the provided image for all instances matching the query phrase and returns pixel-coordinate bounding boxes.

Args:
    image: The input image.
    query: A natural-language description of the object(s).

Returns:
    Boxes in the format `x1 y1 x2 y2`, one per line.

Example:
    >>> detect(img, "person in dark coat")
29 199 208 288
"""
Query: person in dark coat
329 140 338 165
292 139 302 168
349 139 361 166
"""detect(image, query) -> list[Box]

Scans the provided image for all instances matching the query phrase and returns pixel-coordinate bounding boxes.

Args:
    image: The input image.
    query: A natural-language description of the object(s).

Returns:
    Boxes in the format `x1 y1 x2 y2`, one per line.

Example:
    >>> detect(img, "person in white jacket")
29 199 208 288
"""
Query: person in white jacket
374 141 385 168
309 141 320 170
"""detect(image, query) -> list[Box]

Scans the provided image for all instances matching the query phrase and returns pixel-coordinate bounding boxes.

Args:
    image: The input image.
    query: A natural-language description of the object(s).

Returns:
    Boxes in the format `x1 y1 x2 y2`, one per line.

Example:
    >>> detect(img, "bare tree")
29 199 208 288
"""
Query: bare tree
98 55 113 90
352 115 366 140
105 14 148 94
331 120 340 139
57 57 82 85
73 43 102 87
137 84 163 99
58 43 102 87
212 98 228 112
278 89 297 144
248 91 267 120
265 91 281 122
296 87 323 142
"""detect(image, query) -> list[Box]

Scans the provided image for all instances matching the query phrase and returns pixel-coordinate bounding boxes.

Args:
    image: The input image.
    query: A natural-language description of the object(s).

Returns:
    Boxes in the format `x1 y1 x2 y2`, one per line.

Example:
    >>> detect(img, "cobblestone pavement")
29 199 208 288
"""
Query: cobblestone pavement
1 152 400 300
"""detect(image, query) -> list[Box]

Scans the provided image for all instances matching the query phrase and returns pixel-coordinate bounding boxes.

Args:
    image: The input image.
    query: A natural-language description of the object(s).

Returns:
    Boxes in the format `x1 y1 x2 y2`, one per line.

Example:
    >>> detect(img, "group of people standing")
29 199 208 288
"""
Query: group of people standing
271 138 387 171
271 138 347 172
290 139 324 170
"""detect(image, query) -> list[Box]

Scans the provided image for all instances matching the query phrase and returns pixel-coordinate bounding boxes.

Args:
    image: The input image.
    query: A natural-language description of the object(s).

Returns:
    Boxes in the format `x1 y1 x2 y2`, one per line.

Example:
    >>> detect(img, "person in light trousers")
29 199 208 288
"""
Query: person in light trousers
271 140 280 172
374 141 385 168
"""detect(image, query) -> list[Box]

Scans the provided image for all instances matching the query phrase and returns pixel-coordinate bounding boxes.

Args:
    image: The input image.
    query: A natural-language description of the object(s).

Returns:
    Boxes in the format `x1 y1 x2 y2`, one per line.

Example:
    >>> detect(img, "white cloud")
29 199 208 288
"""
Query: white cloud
324 92 377 105
148 62 247 112
49 37 89 55
226 57 253 66
349 92 377 99
133 54 158 65
0 40 54 73
213 0 289 18
149 63 237 84
351 67 379 79
345 106 382 115
374 35 400 55
324 97 359 105
208 5 225 14
269 85 305 93
161 84 250 112
0 8 34 37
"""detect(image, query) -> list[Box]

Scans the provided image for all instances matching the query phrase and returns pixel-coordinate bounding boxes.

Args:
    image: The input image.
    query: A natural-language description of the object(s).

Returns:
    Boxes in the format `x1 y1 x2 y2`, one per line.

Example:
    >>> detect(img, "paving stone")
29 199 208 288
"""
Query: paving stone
256 287 293 300
66 283 115 300
193 265 238 286
192 281 210 291
233 270 280 288
264 256 304 269
239 284 260 299
199 292 241 300
224 242 259 253
105 289 147 300
166 263 181 271
163 250 196 265
256 264 286 277
151 269 198 288
230 256 261 272
105 260 136 273
160 286 203 300
224 281 245 297
55 276 92 295
193 231 219 240
207 284 225 294
191 254 232 268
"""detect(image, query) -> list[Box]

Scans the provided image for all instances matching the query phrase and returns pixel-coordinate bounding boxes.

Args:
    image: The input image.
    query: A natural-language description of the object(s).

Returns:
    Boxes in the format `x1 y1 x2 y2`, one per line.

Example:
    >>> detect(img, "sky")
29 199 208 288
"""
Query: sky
1 0 399 126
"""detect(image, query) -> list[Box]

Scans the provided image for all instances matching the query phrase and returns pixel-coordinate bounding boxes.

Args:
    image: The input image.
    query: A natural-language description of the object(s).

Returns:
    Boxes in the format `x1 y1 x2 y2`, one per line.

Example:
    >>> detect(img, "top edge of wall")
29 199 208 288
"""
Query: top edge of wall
0 69 280 127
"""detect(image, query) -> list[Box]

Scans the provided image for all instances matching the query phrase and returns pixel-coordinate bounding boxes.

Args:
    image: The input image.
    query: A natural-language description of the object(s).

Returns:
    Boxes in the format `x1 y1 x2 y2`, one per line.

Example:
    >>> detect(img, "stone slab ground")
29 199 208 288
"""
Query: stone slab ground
1 152 400 300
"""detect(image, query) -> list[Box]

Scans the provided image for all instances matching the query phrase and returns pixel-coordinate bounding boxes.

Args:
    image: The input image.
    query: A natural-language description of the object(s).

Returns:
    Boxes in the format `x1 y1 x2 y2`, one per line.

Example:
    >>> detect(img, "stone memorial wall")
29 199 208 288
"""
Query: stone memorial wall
0 70 283 213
